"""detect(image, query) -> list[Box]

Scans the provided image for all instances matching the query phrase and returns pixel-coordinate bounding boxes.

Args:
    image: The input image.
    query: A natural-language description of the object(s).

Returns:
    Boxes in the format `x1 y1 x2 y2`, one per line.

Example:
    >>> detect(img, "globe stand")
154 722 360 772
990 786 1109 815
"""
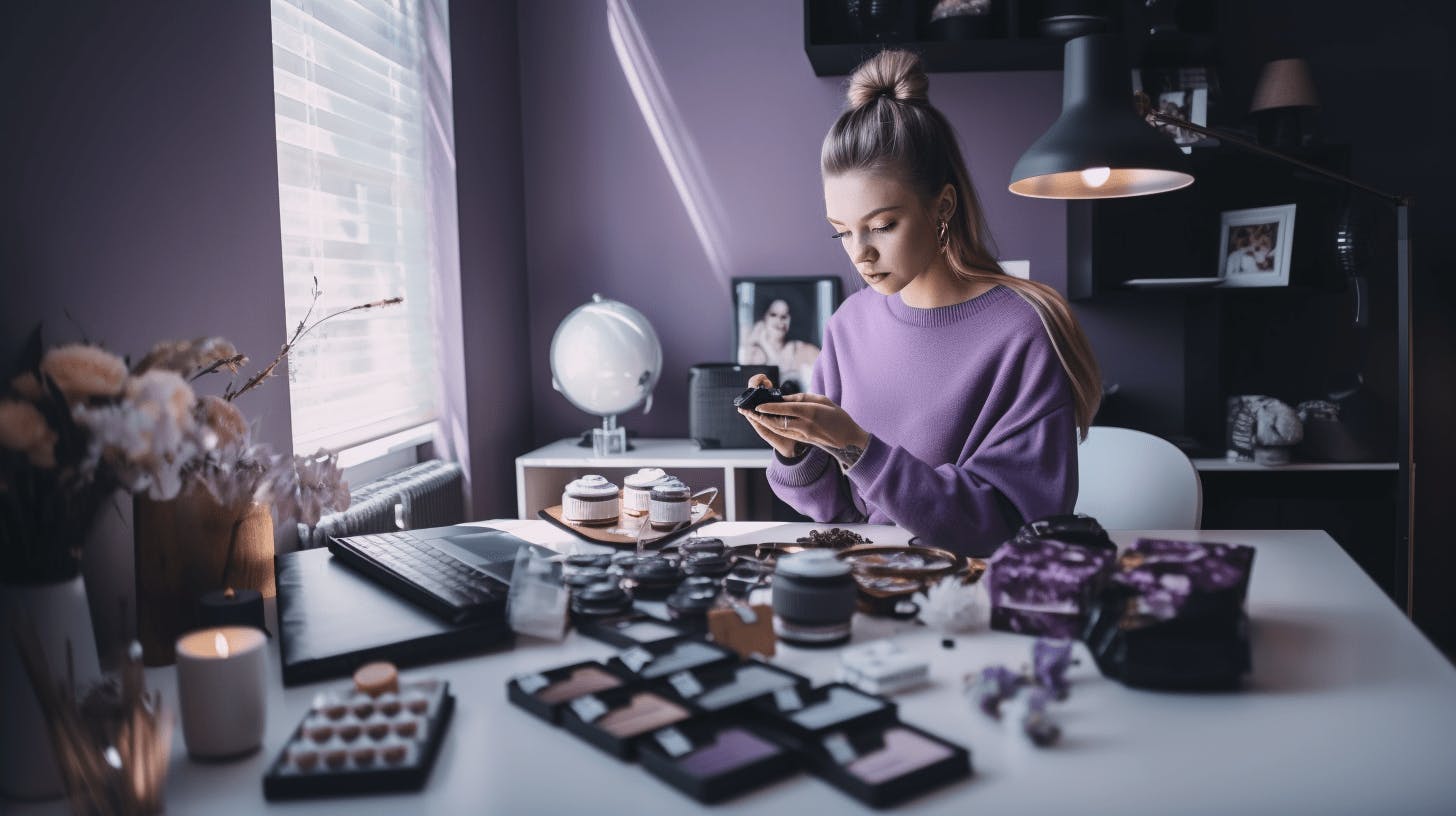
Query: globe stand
578 415 631 456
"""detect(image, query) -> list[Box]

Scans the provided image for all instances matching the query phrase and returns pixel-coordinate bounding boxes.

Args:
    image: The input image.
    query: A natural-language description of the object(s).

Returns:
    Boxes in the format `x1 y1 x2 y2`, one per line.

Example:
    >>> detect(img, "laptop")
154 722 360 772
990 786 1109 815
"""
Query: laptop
326 524 551 624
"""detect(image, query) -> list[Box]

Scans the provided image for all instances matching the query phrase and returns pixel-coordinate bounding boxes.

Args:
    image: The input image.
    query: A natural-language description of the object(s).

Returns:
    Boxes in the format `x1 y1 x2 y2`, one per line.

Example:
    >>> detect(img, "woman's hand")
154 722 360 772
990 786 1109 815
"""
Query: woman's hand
744 383 871 471
737 374 802 458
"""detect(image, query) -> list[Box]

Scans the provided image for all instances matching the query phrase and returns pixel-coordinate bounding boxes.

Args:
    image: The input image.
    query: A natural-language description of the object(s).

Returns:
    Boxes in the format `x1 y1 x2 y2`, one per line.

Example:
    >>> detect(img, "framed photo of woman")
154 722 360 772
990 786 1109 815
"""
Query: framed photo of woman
732 276 841 392
1217 204 1296 288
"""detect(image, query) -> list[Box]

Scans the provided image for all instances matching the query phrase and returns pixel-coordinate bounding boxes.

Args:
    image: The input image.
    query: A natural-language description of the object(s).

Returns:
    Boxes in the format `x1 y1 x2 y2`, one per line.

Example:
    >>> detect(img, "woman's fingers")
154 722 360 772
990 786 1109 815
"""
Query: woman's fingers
746 373 774 389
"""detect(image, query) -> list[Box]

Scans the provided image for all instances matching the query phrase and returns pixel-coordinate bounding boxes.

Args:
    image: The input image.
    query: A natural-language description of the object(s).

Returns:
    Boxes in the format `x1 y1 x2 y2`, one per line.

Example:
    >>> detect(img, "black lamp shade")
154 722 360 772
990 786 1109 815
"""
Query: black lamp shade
1009 35 1194 199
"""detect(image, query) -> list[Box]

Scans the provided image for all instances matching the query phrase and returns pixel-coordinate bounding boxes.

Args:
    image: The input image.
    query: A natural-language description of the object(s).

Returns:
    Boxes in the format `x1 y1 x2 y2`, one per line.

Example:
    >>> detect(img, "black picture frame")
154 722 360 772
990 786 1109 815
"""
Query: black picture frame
731 276 841 392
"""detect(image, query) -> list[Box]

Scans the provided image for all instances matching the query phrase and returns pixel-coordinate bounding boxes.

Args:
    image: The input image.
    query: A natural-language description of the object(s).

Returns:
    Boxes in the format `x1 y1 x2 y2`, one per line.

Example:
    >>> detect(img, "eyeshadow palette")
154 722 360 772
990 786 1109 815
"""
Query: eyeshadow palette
263 678 453 800
507 660 636 723
760 683 896 736
806 722 971 808
605 639 738 681
559 684 695 759
650 660 810 715
637 718 800 803
576 613 694 650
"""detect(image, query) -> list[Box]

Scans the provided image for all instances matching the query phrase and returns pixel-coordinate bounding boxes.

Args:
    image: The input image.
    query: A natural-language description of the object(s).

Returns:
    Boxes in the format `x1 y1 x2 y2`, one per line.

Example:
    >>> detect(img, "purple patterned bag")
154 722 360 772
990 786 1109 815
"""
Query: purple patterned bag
986 516 1117 638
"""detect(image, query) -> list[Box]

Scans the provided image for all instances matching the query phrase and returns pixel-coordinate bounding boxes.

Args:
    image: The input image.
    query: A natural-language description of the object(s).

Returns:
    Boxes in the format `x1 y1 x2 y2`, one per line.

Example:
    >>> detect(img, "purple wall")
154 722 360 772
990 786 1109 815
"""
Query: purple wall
1 3 289 654
515 0 1122 445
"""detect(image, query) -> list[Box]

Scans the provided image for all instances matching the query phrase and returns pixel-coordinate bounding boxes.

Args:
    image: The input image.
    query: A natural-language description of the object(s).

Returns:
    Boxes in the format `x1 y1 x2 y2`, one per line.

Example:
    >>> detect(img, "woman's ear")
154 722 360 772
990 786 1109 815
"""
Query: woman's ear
936 183 957 222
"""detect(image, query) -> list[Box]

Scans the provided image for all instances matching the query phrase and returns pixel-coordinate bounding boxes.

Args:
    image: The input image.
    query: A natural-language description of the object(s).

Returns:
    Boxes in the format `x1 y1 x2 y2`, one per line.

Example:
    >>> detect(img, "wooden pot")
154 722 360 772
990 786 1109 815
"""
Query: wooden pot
133 486 273 666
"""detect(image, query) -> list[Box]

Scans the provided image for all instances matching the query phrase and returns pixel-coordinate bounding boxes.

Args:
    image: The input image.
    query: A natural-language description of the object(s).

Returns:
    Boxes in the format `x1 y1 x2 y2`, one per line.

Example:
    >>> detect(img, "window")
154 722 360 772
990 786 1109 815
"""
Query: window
269 0 452 452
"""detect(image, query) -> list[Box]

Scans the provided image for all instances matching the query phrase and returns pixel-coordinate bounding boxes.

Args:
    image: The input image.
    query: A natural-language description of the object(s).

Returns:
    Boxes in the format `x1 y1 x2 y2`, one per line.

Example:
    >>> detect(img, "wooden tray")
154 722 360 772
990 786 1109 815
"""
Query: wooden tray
538 503 719 549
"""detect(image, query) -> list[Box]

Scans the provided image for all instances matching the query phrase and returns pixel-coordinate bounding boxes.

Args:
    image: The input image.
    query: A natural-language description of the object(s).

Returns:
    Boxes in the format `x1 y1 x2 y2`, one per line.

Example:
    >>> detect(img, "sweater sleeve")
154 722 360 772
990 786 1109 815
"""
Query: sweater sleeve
843 327 1079 557
765 320 866 524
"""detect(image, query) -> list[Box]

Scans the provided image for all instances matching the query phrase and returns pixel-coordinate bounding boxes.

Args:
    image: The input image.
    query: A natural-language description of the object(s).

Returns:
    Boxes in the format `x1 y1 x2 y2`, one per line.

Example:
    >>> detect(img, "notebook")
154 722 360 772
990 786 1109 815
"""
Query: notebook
275 545 515 686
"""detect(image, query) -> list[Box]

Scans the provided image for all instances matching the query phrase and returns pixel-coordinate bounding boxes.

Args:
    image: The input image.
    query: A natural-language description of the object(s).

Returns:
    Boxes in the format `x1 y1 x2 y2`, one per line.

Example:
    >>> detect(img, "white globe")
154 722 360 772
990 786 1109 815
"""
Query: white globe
550 295 662 417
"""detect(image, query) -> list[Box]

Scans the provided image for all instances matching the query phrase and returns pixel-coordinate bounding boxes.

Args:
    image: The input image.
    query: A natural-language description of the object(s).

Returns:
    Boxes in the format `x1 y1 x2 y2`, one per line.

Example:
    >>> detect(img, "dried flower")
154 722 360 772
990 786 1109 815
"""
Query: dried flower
913 575 982 634
74 371 214 500
196 395 249 450
272 449 349 527
198 443 283 514
0 398 58 468
132 337 246 380
40 344 128 402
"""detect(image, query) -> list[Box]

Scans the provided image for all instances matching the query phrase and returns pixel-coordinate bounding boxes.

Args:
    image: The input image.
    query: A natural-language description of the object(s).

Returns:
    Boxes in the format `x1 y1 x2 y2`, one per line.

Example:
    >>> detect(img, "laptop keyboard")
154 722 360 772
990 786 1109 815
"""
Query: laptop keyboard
329 531 507 623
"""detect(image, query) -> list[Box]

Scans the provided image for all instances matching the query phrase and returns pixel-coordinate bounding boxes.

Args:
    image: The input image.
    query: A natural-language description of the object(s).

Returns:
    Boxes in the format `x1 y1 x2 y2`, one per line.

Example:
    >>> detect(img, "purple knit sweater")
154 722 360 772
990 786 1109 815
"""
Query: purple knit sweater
767 284 1078 557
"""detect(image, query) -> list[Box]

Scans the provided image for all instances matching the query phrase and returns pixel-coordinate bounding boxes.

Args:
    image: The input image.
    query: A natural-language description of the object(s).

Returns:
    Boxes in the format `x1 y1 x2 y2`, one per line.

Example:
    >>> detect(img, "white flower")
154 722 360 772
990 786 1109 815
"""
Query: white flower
73 370 214 500
914 575 983 634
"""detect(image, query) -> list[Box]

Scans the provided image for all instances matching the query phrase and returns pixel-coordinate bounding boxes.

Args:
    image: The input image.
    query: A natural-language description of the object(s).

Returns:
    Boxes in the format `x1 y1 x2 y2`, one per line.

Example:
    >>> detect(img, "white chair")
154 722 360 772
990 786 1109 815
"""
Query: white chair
1075 426 1203 530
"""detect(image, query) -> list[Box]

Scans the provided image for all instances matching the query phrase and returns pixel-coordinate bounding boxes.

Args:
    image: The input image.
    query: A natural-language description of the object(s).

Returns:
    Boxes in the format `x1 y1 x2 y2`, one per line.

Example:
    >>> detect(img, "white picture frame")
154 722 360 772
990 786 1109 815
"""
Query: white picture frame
1217 204 1296 288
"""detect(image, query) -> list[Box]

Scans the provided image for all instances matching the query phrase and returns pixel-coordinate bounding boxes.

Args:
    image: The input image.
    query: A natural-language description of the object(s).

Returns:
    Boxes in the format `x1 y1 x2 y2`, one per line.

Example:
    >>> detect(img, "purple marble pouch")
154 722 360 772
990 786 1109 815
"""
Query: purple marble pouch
1112 539 1255 624
986 536 1116 638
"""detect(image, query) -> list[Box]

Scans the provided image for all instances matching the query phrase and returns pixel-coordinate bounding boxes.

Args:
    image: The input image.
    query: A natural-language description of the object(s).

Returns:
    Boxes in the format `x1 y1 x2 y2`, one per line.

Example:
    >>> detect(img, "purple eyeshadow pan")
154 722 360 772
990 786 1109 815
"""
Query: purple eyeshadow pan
676 728 782 777
845 728 954 785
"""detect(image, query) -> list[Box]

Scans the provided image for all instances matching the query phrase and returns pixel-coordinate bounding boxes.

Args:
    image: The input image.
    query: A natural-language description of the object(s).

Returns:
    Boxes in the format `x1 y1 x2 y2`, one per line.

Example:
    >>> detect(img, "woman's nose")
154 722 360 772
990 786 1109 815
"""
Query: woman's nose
851 235 876 262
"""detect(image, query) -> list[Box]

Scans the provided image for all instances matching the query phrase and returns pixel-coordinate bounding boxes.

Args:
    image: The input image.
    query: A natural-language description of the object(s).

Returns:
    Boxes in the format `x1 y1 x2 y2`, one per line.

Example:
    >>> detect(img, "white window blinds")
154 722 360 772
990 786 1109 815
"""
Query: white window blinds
269 0 449 453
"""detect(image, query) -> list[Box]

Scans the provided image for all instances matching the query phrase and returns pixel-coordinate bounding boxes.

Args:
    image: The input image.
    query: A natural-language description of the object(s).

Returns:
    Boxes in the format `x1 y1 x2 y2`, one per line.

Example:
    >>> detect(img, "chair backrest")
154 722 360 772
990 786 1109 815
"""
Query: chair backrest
1075 426 1203 530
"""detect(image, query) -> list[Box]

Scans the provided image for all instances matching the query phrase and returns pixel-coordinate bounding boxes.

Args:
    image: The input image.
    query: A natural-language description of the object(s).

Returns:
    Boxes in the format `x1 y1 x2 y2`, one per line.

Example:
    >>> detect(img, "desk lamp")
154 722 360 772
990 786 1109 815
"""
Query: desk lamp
1007 33 1413 613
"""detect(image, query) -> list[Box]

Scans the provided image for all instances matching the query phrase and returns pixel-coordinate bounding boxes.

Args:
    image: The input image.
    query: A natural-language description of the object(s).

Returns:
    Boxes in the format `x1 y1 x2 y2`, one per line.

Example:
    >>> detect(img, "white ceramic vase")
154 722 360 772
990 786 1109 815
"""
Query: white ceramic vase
0 574 103 801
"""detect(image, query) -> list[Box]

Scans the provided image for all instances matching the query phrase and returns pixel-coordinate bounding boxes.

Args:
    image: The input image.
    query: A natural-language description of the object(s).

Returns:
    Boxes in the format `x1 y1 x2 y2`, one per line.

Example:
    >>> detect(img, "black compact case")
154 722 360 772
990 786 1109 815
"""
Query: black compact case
507 660 637 724
755 683 971 808
263 678 454 800
575 613 696 650
605 639 738 681
558 684 696 759
637 717 800 804
646 659 811 715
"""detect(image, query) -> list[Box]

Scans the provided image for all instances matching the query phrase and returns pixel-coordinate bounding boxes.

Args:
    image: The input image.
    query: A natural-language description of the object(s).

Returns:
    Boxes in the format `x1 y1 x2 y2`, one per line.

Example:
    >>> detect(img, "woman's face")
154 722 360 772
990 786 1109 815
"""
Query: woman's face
824 170 941 296
763 299 790 340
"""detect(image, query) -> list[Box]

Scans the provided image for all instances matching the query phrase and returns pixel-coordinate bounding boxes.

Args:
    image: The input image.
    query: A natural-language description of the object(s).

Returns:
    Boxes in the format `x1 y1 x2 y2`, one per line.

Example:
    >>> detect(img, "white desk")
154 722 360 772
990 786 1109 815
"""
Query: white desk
515 438 1403 521
13 524 1456 815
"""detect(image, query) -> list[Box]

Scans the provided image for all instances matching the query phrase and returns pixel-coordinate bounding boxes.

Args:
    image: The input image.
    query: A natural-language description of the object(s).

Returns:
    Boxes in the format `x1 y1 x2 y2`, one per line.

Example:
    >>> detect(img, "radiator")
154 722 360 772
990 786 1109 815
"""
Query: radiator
298 459 466 549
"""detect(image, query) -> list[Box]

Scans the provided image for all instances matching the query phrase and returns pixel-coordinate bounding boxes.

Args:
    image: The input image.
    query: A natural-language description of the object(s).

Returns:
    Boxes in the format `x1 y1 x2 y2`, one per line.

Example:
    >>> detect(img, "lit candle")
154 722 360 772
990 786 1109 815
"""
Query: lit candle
175 626 267 759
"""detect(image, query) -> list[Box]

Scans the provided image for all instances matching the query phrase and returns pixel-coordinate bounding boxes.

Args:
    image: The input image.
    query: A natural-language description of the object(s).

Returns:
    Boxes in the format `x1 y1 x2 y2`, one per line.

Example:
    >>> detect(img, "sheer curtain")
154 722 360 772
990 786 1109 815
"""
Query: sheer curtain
269 0 453 453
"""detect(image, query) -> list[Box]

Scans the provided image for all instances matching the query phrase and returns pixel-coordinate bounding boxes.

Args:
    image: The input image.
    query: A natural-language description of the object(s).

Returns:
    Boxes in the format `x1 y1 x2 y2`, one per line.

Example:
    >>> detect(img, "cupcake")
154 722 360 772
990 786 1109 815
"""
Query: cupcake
562 474 620 524
622 467 668 516
648 478 693 531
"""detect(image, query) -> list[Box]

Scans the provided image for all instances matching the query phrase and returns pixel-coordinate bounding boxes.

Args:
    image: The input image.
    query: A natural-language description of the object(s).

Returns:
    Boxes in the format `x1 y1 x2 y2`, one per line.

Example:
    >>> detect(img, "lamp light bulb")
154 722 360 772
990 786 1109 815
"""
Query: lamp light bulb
1081 166 1112 188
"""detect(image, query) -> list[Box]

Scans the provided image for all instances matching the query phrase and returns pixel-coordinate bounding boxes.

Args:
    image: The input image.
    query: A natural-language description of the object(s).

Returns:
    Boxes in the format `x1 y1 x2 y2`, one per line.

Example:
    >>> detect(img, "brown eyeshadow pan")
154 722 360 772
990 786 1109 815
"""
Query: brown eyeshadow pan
596 693 691 739
845 727 954 785
535 667 625 705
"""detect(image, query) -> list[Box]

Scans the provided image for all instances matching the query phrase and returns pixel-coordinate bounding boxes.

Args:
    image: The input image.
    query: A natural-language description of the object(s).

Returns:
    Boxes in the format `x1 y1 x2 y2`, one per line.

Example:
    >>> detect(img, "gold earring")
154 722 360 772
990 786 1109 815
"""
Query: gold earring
937 219 949 253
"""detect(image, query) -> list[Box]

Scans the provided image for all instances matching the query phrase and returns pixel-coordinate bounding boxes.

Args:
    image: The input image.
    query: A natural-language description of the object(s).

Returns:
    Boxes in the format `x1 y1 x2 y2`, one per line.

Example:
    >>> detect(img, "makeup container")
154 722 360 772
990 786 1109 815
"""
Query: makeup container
679 537 725 558
576 614 694 649
606 639 737 681
561 475 620 525
681 552 733 580
507 660 636 724
564 567 612 591
754 682 971 807
626 556 684 599
665 586 720 631
263 677 455 800
622 467 669 516
772 550 858 647
559 685 694 759
565 553 614 571
649 660 810 715
637 718 799 804
648 479 693 531
570 581 633 621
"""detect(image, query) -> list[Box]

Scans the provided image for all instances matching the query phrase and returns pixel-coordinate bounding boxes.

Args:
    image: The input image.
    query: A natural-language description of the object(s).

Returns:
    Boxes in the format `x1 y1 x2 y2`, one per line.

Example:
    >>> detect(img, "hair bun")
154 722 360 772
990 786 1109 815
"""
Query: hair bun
846 50 929 109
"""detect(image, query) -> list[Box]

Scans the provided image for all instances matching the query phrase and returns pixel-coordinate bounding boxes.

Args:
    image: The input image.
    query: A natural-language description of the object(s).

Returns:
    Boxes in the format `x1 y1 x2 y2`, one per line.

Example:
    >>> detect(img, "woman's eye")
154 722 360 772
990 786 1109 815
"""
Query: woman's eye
872 221 896 233
831 231 849 240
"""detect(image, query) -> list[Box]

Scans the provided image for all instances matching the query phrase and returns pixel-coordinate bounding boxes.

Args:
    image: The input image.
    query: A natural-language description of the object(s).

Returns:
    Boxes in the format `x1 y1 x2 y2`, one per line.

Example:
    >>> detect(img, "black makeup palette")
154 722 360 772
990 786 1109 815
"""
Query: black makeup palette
263 678 453 800
650 660 810 715
559 684 695 759
576 613 695 650
637 718 799 804
507 660 636 724
605 639 738 680
798 722 971 808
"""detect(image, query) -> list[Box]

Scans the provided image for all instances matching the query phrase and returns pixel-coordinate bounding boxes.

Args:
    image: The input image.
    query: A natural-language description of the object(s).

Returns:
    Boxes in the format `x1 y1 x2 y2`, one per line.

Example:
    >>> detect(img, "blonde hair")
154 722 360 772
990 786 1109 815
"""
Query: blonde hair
822 50 1102 439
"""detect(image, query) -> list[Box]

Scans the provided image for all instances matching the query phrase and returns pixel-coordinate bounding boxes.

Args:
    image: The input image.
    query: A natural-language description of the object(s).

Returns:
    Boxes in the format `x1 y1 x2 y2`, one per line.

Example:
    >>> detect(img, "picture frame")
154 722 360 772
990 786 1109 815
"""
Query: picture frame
732 276 840 391
1217 204 1296 288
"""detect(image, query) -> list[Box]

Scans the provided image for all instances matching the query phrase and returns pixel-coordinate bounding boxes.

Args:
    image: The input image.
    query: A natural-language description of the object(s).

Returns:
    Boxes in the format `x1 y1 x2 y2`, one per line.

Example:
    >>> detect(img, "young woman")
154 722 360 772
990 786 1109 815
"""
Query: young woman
738 50 1101 556
737 298 821 391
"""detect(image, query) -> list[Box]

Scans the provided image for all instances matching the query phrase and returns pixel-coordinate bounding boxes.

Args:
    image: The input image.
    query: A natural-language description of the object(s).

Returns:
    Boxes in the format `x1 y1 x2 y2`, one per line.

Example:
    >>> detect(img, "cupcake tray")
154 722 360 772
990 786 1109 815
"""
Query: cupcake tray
539 502 719 549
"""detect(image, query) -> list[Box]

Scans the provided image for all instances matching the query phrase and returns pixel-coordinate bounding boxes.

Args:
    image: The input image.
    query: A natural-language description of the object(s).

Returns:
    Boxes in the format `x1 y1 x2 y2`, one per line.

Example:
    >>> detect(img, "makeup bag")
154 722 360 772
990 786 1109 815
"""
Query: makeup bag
985 514 1117 638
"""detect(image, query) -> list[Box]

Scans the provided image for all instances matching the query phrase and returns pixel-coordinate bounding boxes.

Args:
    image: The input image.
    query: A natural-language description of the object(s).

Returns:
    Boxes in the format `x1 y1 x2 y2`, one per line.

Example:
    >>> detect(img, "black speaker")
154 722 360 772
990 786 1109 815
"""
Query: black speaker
688 363 777 449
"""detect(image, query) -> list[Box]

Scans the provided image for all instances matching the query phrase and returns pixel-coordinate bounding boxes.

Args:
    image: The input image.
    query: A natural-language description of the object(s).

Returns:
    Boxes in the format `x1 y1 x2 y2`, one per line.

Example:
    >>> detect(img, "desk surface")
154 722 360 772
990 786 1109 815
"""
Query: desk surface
15 524 1456 815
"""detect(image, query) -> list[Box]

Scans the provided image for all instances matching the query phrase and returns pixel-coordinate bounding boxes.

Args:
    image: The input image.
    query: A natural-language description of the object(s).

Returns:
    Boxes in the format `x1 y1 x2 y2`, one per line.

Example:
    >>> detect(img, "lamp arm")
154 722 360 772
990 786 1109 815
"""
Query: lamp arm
1137 94 1406 206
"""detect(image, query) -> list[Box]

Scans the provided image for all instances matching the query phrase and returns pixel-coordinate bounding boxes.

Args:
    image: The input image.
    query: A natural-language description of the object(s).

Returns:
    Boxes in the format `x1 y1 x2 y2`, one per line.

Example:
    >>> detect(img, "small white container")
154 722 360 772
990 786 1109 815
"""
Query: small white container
176 626 268 759
648 478 693 530
622 468 668 516
562 474 620 524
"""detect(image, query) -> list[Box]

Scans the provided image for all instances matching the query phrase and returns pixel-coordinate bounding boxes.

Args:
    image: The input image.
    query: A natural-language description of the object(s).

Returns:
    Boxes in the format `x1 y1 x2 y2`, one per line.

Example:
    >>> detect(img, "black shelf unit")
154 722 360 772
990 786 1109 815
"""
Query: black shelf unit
803 1 1217 76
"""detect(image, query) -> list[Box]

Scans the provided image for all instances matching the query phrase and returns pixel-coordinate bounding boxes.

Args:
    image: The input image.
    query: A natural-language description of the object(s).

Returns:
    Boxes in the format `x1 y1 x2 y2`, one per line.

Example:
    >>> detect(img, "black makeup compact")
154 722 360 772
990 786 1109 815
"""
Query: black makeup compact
564 567 612 591
626 556 684 599
637 718 799 804
507 660 636 724
606 639 737 681
755 683 971 807
565 552 614 571
576 613 694 649
681 552 733 580
650 660 810 716
679 536 726 558
570 581 633 621
665 585 720 631
559 685 695 759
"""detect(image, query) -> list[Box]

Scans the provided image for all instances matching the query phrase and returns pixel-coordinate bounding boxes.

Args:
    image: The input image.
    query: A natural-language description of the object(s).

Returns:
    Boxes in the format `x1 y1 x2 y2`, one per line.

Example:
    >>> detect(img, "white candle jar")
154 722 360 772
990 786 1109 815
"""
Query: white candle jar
176 626 268 759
